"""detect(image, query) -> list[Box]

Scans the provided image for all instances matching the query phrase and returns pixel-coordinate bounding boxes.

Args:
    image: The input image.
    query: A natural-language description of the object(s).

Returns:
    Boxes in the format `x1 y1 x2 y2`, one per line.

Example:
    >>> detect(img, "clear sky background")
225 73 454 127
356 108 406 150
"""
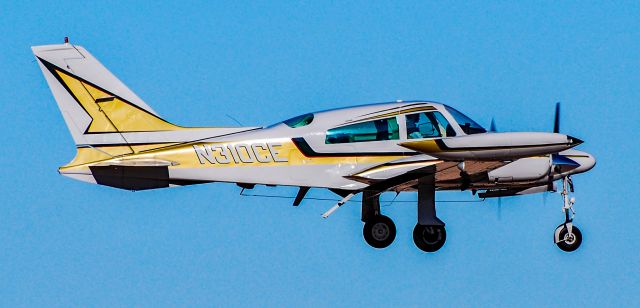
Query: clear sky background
1 1 638 307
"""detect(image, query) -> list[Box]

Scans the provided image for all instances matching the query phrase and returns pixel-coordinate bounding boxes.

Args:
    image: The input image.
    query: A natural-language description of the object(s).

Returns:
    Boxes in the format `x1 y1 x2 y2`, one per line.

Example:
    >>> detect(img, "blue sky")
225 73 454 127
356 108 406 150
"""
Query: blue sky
1 1 638 307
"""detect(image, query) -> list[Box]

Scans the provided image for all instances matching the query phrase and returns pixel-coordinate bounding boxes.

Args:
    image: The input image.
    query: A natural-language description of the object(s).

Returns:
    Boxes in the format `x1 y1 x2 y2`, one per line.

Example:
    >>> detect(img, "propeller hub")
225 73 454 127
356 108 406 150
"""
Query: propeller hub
567 136 584 146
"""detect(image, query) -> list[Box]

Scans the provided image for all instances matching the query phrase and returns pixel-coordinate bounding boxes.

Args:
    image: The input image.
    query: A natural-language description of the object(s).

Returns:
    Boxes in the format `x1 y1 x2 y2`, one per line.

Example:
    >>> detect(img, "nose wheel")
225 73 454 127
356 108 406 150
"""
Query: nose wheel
554 176 583 252
555 224 582 252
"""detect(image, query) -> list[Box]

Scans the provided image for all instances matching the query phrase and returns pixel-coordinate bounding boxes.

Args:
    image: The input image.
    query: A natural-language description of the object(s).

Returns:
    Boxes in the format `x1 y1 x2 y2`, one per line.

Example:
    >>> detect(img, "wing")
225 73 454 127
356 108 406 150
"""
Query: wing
345 155 507 192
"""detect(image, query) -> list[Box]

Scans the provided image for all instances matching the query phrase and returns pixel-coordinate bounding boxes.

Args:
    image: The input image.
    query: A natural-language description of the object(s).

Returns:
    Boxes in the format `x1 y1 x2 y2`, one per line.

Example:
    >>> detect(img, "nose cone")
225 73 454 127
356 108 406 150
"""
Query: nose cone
567 136 584 146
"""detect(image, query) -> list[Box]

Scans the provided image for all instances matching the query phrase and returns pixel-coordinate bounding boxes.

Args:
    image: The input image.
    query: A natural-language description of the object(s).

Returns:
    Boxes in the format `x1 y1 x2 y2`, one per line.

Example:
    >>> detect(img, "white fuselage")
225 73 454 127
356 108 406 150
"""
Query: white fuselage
63 101 594 192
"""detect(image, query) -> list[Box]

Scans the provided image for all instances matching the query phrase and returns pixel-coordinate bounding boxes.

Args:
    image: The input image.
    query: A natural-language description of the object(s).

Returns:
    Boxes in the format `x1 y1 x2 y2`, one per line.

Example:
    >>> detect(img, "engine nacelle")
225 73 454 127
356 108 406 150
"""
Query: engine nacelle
399 132 582 161
488 157 550 183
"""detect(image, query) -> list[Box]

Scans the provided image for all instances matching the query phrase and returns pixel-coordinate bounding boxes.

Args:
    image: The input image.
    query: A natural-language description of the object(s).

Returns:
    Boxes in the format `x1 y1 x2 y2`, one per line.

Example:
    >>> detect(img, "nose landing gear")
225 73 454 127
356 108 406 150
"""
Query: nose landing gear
554 176 582 252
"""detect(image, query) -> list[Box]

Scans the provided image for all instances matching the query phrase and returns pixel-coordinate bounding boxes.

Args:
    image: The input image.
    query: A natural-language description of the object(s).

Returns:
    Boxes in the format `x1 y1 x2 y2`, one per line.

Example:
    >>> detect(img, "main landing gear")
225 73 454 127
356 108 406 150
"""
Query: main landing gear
361 166 446 253
412 170 446 252
554 176 582 252
358 170 583 253
361 191 396 248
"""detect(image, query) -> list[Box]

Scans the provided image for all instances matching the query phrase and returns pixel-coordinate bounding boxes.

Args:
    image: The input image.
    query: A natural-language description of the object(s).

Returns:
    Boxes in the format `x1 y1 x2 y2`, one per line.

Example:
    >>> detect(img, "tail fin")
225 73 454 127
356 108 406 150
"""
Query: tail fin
33 42 263 187
32 43 184 146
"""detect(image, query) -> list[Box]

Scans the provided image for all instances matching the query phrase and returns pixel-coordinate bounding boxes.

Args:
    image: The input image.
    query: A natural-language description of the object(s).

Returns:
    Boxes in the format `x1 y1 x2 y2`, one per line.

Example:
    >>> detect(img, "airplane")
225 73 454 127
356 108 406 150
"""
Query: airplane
32 40 595 253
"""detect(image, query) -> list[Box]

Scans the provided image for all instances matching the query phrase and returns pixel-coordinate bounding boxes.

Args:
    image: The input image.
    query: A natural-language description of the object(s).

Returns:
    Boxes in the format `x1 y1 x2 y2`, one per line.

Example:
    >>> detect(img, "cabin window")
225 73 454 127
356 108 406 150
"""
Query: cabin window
406 111 456 139
325 117 399 144
283 113 314 128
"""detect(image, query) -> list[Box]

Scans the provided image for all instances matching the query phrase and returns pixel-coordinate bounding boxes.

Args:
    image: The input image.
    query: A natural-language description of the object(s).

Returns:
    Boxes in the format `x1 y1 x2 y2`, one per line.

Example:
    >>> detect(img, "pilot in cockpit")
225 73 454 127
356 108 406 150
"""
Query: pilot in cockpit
406 112 454 139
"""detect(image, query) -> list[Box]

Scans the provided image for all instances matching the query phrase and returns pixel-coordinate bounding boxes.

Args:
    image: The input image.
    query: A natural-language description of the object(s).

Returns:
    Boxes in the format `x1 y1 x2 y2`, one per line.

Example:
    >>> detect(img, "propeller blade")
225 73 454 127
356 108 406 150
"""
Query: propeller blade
553 102 560 133
546 153 579 191
547 172 554 191
489 117 497 132
545 102 564 182
546 155 556 192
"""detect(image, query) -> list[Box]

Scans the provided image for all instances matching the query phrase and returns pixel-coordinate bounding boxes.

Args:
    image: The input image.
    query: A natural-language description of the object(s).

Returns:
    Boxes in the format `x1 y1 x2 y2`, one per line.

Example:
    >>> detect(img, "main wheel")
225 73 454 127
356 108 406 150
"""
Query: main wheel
363 215 396 249
555 224 582 252
413 224 446 252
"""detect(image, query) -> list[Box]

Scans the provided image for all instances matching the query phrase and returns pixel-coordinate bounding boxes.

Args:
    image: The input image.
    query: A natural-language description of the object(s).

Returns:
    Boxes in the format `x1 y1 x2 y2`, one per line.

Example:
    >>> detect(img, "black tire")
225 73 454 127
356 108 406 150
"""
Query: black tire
363 215 396 249
413 224 446 252
555 225 582 252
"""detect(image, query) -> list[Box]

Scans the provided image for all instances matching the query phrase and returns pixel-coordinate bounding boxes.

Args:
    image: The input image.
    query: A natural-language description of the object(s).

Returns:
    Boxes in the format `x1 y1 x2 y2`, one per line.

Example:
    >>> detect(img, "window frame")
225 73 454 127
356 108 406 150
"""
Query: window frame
443 105 486 135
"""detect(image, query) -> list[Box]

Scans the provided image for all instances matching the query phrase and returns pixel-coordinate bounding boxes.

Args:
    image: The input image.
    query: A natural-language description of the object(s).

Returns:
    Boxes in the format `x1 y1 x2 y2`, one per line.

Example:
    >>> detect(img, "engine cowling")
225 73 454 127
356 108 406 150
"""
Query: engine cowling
399 132 582 161
488 157 550 183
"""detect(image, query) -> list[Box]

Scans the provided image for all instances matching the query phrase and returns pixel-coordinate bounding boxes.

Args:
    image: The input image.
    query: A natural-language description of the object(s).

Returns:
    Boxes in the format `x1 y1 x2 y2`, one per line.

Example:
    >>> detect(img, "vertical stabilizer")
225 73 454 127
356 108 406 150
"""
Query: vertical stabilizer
32 43 182 146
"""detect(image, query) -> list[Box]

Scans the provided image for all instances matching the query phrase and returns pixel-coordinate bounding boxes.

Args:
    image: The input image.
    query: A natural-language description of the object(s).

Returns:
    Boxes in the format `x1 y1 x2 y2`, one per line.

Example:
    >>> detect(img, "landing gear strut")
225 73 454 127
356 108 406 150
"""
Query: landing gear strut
554 176 582 252
413 167 447 253
361 190 396 248
359 165 444 252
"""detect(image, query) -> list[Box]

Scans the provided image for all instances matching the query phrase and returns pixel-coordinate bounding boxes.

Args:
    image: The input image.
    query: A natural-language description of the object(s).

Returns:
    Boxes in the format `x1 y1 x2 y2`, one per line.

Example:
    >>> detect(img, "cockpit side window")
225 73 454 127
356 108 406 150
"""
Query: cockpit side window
444 105 486 134
283 113 314 128
325 117 399 144
406 111 456 139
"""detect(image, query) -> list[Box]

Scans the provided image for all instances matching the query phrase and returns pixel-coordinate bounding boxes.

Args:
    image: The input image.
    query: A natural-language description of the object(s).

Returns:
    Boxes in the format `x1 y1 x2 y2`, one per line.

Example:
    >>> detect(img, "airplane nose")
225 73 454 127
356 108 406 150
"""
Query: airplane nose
583 153 596 171
567 136 584 146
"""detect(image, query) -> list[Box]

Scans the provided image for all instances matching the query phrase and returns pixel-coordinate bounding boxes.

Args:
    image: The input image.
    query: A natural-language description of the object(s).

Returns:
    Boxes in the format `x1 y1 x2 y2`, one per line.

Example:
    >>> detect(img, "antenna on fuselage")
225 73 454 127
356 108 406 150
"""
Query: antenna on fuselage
225 114 244 126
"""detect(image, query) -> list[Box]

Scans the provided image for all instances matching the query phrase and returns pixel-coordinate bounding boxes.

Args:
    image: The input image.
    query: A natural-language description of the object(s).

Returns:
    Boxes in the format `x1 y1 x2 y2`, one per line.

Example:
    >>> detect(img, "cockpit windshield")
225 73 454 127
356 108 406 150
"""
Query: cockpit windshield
444 105 486 134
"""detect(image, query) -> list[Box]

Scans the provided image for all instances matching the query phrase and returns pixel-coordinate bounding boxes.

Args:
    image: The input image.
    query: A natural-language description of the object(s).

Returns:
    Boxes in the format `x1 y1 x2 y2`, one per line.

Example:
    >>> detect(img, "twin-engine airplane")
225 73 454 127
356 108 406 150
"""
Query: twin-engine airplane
33 40 595 253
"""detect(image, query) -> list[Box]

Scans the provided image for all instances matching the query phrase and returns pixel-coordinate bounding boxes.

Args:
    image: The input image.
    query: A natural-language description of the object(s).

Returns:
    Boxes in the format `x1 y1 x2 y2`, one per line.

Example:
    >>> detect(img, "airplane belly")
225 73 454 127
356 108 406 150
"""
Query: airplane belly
168 165 364 189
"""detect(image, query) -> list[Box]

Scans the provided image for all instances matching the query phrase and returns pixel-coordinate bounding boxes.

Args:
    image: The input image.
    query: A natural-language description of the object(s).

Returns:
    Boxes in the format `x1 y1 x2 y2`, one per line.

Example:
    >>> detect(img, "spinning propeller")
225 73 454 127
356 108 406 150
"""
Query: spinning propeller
546 102 580 191
487 118 502 218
